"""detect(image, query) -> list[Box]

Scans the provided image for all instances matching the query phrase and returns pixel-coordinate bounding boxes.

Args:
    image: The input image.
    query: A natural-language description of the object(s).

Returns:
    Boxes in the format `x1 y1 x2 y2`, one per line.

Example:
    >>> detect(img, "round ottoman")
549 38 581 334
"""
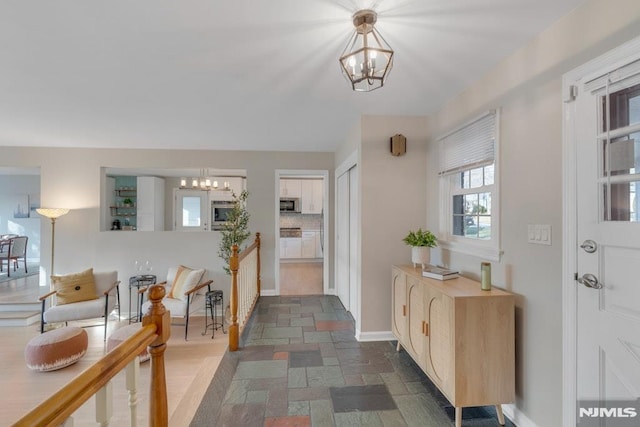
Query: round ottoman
25 326 88 372
107 324 150 363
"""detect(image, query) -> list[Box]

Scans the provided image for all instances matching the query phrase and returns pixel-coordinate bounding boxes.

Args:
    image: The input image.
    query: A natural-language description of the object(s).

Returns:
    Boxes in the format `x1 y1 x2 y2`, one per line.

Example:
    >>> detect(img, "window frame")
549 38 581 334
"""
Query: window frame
438 110 502 261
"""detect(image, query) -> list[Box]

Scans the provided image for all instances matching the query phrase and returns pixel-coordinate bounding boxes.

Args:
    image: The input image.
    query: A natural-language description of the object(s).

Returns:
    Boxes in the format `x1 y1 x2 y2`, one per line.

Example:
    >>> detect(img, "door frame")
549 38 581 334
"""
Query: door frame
274 169 330 296
562 35 640 427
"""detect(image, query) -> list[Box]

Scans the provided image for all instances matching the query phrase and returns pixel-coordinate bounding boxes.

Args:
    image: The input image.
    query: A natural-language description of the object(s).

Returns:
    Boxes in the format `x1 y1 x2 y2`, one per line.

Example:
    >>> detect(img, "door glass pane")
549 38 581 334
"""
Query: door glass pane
182 196 202 227
603 181 639 222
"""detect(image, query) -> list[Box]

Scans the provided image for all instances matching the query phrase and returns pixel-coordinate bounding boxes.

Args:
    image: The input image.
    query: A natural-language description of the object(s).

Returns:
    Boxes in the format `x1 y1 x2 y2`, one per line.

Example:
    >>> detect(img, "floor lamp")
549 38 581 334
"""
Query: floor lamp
36 208 70 280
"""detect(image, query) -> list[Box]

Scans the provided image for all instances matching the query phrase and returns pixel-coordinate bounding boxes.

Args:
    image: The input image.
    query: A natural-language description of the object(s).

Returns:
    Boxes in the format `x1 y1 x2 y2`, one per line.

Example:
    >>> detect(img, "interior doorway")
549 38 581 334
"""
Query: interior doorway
0 168 42 284
275 170 329 296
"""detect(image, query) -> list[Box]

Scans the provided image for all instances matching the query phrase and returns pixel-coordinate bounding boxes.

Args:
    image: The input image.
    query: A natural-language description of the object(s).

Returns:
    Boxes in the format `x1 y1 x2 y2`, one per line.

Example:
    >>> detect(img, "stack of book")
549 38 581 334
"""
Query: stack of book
422 265 459 281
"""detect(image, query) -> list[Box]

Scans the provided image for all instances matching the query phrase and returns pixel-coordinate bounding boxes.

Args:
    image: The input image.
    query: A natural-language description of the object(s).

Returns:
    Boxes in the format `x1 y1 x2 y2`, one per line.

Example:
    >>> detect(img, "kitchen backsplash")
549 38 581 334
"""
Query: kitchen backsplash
280 213 322 230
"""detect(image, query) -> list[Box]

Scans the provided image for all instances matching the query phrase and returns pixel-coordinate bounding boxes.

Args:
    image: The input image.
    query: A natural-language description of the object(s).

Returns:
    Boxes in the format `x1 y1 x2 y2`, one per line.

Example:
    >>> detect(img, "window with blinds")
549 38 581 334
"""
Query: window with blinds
438 110 500 259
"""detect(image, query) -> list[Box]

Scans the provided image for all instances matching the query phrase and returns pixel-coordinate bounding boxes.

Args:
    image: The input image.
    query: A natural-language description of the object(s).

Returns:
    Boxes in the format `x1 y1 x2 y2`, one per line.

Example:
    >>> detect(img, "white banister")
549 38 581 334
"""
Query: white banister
96 381 112 426
126 357 140 427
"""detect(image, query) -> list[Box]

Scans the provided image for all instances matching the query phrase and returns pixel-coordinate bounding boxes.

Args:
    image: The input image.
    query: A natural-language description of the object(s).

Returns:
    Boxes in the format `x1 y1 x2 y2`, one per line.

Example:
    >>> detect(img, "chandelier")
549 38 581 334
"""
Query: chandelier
179 169 230 191
339 10 394 92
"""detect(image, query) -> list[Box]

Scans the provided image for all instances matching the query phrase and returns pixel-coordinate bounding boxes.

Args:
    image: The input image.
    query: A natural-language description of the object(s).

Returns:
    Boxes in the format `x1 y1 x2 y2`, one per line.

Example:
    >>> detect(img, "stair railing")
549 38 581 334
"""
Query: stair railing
12 286 170 427
229 232 261 351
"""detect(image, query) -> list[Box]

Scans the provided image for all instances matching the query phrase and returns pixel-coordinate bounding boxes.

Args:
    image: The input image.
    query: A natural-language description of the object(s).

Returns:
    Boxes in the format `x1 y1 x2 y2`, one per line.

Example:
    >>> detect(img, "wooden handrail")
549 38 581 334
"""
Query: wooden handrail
229 243 240 352
143 285 171 426
13 285 170 426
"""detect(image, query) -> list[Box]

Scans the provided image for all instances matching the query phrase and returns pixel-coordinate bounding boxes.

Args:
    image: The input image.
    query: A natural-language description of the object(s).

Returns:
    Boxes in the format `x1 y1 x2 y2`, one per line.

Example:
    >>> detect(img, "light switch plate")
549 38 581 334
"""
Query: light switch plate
528 224 552 245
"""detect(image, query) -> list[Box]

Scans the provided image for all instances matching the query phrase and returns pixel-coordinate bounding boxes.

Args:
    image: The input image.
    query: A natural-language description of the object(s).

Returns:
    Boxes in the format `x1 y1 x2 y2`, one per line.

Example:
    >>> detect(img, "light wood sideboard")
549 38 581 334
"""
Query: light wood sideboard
392 265 515 427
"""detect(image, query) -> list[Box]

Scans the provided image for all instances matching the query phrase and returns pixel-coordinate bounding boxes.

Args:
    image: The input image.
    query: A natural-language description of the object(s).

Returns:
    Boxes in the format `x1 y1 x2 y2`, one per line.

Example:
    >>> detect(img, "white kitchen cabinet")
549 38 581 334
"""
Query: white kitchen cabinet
280 179 302 198
300 179 323 214
301 232 316 258
392 265 515 427
136 176 165 231
280 237 302 259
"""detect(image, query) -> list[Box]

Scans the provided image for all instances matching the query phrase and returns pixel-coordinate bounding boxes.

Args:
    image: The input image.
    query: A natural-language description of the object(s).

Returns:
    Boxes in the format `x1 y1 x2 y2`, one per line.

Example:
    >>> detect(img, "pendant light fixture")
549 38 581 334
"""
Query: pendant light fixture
339 10 394 92
179 169 230 192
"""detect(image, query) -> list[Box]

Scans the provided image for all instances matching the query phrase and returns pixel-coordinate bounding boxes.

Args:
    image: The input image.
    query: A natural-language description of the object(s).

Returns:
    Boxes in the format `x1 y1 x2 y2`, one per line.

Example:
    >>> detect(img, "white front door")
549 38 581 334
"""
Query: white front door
174 189 209 231
571 44 640 418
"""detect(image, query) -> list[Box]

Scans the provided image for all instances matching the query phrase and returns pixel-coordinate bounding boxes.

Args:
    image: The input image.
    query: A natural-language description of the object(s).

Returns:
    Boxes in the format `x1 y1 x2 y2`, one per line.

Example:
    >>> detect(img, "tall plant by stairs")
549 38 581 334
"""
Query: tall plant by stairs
217 190 251 275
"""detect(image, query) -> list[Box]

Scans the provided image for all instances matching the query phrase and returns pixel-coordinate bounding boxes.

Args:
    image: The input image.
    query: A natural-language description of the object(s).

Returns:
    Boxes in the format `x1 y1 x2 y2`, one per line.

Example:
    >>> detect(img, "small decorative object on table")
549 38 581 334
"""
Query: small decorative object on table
481 262 492 290
422 265 459 281
402 228 437 269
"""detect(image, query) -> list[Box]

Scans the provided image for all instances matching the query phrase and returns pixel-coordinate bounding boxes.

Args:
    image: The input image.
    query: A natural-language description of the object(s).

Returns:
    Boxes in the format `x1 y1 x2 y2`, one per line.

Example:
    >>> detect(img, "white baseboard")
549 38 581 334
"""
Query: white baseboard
502 403 537 427
355 330 395 342
260 290 277 296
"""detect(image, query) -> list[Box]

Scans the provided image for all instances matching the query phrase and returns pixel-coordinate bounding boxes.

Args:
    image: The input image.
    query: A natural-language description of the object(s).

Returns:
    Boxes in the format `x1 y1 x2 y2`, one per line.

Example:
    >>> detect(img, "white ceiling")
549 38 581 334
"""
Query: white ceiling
0 0 587 153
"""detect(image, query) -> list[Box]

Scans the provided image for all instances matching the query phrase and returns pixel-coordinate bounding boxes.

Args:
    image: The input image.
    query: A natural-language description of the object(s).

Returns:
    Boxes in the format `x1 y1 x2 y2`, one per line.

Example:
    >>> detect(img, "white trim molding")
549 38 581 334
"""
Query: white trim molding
502 404 537 427
355 330 395 342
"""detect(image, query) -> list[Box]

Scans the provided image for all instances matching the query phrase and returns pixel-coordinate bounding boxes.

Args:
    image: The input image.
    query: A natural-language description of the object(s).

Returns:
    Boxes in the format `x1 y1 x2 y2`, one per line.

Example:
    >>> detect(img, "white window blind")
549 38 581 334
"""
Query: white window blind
584 58 640 95
438 110 496 176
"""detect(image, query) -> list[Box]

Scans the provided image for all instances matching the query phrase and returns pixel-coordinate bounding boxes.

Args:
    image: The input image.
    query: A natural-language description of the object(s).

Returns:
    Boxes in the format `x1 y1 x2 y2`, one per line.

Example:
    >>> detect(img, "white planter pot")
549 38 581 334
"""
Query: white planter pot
411 246 431 269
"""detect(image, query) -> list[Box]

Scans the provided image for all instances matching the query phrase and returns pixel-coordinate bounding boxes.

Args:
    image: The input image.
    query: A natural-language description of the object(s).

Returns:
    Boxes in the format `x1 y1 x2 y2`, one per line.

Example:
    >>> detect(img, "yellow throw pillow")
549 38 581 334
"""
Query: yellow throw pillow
51 268 99 305
168 265 194 299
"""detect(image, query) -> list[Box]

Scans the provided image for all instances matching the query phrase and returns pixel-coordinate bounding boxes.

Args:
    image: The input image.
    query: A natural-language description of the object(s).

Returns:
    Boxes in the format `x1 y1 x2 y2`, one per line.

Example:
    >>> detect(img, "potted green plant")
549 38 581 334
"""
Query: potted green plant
402 228 437 268
122 198 133 208
217 190 251 275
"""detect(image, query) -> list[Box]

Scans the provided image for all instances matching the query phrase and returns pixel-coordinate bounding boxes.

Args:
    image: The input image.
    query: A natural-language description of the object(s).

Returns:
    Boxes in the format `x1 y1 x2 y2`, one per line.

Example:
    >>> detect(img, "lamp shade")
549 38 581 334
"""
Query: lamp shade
339 10 394 92
36 208 70 219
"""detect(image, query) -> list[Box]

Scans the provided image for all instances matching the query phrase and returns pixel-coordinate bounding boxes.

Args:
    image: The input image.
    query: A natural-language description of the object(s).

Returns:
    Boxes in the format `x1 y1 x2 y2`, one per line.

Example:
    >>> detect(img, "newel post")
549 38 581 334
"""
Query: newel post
256 232 261 296
229 244 240 351
142 285 170 426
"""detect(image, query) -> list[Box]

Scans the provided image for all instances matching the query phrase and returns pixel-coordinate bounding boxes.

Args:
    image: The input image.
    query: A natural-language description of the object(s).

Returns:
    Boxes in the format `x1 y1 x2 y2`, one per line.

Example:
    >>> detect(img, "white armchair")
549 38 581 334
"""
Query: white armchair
140 266 212 340
40 269 120 340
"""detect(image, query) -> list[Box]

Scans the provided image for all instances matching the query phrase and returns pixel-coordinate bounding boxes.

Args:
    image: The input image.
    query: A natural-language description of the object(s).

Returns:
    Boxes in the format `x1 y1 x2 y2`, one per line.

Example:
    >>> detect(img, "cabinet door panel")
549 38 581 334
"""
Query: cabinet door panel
280 179 301 198
426 289 453 395
301 234 316 258
391 268 407 342
407 276 425 368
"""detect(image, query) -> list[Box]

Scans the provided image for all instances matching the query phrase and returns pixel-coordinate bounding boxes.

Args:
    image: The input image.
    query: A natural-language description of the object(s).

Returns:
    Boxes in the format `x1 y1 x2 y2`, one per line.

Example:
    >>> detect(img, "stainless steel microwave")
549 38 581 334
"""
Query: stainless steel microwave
280 198 300 213
211 200 234 230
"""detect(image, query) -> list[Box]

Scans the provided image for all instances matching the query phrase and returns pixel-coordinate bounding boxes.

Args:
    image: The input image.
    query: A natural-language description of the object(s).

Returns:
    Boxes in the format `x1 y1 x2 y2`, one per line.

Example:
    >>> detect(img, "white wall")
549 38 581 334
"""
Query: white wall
426 0 640 425
0 174 41 261
334 120 361 168
0 147 333 315
359 115 429 334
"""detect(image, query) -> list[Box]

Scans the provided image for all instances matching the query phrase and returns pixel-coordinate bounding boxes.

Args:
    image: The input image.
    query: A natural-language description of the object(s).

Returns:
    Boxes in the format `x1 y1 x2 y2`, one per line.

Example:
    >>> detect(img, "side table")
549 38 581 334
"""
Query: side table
203 290 226 338
129 275 156 323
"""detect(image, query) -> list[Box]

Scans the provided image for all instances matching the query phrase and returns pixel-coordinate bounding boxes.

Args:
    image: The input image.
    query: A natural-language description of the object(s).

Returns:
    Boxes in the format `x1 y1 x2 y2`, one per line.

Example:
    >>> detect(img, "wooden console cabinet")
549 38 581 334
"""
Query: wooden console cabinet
392 265 515 427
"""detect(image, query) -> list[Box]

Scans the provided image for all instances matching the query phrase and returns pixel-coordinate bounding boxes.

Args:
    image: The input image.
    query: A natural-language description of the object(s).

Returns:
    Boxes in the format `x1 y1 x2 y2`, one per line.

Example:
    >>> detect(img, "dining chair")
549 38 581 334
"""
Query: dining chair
8 236 28 275
0 234 18 253
0 239 11 275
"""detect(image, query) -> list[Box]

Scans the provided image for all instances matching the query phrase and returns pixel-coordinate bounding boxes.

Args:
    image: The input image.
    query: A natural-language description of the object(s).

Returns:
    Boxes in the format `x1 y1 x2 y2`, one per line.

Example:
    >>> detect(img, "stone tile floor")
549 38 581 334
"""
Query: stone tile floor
211 295 516 426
